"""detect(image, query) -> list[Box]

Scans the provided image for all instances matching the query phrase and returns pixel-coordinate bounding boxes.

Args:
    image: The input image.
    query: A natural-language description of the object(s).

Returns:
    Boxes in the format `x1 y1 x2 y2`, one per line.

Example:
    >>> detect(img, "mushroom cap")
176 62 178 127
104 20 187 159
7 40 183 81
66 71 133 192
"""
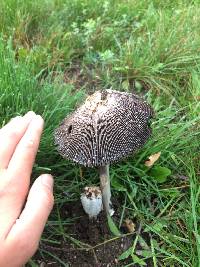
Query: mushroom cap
54 89 154 167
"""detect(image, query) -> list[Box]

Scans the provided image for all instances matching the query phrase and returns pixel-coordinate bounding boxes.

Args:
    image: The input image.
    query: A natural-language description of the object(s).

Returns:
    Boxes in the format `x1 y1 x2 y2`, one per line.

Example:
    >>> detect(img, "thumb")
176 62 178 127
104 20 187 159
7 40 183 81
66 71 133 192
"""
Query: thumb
6 174 54 256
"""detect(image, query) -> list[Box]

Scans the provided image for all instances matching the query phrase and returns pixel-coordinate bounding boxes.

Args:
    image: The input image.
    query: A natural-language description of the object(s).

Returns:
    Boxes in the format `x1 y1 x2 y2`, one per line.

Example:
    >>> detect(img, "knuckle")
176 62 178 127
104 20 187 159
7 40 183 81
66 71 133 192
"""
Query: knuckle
8 129 20 140
0 186 7 198
22 139 35 149
0 179 12 198
0 180 26 200
0 171 25 198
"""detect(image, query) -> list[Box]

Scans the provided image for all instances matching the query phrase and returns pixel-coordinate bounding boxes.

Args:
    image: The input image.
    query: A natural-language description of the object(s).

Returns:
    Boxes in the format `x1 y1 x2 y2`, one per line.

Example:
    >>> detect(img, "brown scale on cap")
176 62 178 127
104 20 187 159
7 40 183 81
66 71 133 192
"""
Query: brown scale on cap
54 89 154 167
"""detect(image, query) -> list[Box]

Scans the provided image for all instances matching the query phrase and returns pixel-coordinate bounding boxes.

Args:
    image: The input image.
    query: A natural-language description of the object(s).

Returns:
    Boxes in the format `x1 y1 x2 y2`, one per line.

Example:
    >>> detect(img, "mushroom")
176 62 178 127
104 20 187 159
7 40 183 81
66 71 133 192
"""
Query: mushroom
80 186 102 219
54 89 153 216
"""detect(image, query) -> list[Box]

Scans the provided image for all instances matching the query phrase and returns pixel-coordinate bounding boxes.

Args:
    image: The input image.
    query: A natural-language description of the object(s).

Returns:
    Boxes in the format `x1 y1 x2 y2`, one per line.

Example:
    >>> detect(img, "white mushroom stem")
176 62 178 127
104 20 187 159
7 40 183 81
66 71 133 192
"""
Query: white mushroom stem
99 165 114 216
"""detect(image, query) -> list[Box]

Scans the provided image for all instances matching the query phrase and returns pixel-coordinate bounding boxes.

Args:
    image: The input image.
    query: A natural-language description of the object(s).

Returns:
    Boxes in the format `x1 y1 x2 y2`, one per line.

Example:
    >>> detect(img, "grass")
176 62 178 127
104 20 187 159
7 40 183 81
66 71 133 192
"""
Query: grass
0 0 200 266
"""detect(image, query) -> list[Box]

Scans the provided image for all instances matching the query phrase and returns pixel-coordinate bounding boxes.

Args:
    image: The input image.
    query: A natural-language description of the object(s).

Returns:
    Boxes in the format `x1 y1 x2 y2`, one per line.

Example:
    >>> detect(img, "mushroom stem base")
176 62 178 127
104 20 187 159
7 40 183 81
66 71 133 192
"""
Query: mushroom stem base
99 165 114 216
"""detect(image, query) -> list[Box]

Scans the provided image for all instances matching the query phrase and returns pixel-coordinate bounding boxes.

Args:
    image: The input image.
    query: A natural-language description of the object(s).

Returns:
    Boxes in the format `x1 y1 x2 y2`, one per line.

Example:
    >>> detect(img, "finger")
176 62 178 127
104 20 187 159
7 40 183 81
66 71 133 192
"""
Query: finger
0 115 44 238
0 112 36 169
4 175 54 266
8 115 44 186
6 175 54 253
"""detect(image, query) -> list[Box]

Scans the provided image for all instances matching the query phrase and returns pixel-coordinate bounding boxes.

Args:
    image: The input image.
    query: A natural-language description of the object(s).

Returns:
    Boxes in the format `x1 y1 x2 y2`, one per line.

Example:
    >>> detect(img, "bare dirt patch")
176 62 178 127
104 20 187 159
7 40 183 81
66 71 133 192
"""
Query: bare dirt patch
34 201 134 266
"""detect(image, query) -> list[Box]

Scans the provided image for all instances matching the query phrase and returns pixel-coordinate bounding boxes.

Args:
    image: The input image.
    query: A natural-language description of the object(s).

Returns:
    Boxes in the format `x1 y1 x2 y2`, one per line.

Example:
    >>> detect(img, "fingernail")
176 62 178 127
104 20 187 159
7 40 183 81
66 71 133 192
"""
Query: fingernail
10 116 22 122
35 115 43 123
24 111 36 120
30 114 44 127
41 174 54 190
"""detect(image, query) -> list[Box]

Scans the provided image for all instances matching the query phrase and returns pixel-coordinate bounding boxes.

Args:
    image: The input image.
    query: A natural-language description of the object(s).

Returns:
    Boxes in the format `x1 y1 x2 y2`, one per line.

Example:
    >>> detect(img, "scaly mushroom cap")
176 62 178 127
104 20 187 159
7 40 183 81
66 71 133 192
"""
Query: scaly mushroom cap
54 89 154 167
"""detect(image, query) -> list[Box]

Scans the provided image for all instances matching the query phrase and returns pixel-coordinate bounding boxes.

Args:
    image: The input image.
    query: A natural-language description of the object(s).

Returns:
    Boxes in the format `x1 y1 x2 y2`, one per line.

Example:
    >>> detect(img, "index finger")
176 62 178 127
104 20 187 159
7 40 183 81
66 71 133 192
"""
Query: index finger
0 115 44 239
0 112 36 169
8 115 44 186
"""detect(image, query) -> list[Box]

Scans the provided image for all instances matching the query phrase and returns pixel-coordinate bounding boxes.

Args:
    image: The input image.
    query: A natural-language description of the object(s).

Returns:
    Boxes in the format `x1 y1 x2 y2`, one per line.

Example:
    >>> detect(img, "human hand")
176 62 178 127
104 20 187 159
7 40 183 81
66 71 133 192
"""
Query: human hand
0 112 54 267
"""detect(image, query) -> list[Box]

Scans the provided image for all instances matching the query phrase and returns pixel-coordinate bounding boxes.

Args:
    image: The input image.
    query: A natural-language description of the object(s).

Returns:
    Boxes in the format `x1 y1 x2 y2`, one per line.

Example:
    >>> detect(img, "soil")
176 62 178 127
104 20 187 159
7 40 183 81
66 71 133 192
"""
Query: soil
34 201 135 267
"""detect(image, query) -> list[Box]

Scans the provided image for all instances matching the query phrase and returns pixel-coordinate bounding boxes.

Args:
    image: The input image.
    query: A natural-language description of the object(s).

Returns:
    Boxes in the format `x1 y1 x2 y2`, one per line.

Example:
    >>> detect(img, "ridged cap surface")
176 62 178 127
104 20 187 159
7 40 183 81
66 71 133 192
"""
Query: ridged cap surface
54 89 153 167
